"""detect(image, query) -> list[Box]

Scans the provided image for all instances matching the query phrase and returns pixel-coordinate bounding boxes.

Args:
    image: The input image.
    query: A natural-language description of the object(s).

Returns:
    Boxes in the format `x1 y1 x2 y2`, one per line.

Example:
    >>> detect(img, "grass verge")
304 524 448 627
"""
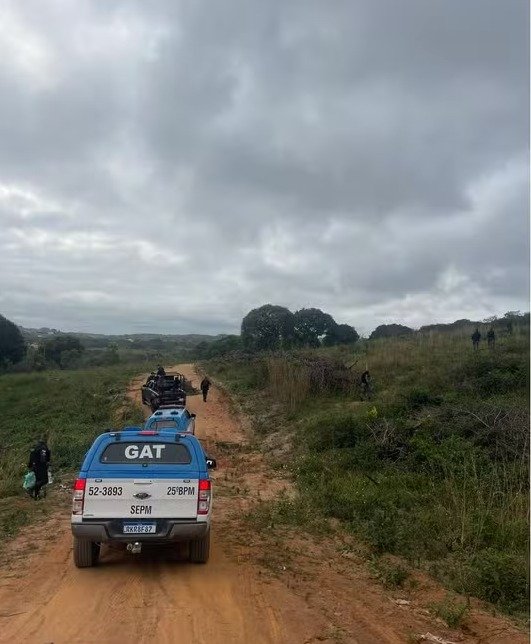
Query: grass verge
0 364 145 542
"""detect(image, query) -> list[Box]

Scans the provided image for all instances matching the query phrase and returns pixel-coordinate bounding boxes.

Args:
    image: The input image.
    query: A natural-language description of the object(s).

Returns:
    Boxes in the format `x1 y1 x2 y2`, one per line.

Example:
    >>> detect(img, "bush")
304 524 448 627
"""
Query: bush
301 412 370 451
455 352 528 396
430 595 469 628
403 388 443 410
371 557 410 588
444 549 529 615
266 354 355 410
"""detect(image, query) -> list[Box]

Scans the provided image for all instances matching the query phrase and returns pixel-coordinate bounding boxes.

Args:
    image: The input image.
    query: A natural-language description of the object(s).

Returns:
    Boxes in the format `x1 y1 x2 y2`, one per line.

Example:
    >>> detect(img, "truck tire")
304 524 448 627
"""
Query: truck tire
189 531 210 563
73 537 100 568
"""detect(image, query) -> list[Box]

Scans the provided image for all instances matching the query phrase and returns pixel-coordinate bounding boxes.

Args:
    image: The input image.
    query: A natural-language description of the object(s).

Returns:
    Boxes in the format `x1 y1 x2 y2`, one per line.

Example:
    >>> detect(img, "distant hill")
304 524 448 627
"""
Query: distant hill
19 327 221 349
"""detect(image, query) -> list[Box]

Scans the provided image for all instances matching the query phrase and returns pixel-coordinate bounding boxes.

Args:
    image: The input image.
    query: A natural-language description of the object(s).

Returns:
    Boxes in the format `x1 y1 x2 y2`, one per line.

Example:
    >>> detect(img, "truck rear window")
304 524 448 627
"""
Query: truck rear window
100 442 191 464
149 420 179 430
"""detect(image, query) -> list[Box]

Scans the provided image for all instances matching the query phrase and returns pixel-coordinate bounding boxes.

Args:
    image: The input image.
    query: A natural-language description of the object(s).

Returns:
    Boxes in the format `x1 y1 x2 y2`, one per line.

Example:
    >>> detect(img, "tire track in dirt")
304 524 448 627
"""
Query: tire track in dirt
0 364 525 644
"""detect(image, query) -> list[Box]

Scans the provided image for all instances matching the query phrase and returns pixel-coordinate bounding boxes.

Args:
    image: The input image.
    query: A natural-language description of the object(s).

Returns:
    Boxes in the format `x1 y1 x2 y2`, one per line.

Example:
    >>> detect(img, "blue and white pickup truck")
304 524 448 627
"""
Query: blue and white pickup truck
71 428 216 568
144 407 196 434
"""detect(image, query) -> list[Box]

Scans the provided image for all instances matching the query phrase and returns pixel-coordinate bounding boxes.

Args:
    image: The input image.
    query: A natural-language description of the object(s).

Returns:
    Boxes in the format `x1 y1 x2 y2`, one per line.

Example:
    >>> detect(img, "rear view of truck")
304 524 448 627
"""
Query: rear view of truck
71 429 216 567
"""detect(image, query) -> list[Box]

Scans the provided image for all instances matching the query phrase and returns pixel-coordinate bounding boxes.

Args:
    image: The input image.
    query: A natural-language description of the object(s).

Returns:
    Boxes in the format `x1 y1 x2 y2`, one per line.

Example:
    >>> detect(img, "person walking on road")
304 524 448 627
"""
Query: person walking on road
471 328 481 350
28 439 51 500
200 377 211 402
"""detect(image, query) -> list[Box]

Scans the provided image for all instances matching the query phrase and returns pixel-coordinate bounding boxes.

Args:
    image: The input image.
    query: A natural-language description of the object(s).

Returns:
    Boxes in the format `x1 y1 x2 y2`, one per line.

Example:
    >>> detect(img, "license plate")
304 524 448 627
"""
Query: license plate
123 523 156 534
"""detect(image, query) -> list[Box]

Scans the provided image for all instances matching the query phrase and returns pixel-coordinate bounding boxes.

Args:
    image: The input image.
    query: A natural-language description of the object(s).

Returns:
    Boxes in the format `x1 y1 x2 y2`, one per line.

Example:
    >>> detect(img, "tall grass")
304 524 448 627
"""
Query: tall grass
266 357 311 411
0 365 145 537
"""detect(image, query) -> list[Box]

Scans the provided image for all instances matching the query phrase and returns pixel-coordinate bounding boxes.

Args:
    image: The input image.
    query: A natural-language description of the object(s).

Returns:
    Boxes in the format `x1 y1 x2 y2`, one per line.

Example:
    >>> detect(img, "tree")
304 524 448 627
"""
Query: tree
293 308 338 347
369 324 414 340
323 323 359 346
0 314 26 365
241 305 295 351
43 334 84 366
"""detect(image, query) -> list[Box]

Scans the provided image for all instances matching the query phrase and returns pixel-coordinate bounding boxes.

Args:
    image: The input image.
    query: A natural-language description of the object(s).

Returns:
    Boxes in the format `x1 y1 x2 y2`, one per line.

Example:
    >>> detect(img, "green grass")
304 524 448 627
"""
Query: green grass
205 329 530 617
430 594 469 628
370 556 410 589
0 364 145 539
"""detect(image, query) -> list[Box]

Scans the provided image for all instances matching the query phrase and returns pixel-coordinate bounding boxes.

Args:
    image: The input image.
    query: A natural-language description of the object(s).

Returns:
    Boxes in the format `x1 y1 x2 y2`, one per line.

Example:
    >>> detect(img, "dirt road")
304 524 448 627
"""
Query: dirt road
0 365 525 644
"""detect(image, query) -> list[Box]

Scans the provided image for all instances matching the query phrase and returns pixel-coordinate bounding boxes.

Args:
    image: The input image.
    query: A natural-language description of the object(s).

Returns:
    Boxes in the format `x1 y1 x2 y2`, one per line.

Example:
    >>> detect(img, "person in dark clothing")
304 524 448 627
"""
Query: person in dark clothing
471 328 481 350
487 327 496 349
28 440 50 500
156 373 166 391
200 377 211 402
360 370 372 400
156 365 166 376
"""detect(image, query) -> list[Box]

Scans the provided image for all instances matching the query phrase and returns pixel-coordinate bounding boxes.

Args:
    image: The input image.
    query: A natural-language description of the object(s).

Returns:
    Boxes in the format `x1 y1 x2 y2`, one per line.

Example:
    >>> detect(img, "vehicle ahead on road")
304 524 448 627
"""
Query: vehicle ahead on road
141 372 187 412
145 407 196 434
71 428 216 568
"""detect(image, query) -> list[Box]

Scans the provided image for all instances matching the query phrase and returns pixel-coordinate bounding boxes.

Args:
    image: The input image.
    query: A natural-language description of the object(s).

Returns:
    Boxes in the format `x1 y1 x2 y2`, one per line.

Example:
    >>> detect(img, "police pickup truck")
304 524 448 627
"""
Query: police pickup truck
71 428 216 568
144 407 196 434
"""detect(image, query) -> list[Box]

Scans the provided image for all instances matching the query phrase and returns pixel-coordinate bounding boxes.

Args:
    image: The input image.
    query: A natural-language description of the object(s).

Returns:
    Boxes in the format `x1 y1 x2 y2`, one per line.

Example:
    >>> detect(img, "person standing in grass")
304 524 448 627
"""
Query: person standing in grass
200 376 211 402
471 328 481 350
360 370 372 400
28 439 51 500
487 327 496 349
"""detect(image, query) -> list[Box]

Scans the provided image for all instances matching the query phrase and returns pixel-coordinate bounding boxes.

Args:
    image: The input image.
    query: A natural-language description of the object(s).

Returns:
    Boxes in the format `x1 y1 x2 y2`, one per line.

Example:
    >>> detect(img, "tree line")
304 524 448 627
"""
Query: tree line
1 308 529 369
241 304 358 350
194 305 359 359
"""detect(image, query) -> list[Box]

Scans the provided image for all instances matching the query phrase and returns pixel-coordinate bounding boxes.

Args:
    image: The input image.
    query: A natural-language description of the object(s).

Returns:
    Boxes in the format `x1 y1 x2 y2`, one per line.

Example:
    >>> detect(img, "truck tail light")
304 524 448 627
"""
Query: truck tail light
72 478 86 515
198 479 211 515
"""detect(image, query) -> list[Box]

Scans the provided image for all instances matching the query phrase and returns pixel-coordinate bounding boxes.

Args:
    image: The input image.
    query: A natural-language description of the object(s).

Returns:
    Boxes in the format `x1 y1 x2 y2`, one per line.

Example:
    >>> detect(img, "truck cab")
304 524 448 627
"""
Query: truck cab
144 407 196 434
71 428 216 568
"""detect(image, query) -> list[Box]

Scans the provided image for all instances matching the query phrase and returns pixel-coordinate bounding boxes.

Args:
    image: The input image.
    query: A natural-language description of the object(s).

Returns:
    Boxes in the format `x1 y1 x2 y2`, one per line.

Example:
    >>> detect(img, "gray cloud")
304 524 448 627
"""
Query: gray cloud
0 0 528 336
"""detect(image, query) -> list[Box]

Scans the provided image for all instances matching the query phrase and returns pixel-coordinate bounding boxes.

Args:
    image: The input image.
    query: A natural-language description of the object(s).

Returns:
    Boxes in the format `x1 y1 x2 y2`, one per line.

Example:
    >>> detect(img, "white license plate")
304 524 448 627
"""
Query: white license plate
123 523 156 534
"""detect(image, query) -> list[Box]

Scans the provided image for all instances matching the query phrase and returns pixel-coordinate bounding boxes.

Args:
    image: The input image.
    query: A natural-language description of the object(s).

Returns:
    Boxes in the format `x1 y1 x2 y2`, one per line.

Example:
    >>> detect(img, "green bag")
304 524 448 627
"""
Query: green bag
23 471 36 491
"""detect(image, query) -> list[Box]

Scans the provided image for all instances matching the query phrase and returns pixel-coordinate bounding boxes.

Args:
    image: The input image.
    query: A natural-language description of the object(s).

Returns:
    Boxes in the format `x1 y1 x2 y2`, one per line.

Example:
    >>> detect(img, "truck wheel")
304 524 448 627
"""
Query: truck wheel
73 537 100 568
189 531 210 563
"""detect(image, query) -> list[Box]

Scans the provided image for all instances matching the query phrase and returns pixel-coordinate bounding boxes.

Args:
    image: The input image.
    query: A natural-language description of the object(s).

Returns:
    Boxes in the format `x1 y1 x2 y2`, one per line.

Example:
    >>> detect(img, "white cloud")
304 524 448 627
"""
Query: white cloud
0 0 527 334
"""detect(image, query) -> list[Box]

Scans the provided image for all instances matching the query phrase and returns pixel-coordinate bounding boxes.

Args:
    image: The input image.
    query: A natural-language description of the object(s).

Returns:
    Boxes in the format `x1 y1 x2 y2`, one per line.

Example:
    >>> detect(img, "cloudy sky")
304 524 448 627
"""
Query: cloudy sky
0 1 528 336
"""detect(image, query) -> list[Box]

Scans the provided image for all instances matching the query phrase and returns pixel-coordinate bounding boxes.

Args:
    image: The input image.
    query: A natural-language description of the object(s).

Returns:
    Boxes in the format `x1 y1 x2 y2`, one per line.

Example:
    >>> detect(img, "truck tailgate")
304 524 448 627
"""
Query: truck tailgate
83 478 198 519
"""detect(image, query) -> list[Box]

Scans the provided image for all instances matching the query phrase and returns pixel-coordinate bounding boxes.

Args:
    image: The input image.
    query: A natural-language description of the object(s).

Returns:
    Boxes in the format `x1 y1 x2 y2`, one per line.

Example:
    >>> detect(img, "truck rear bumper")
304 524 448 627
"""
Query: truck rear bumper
72 519 208 542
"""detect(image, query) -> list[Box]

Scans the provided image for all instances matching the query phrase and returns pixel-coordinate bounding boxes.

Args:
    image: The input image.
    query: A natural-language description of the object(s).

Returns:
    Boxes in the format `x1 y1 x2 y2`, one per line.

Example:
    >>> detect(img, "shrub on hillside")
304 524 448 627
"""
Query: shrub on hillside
454 351 528 396
402 388 443 409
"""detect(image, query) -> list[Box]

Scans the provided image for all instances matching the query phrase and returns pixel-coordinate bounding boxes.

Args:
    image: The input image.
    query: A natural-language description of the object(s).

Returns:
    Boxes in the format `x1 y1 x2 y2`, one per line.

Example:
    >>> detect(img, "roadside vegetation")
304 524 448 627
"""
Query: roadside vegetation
205 317 529 617
0 365 145 542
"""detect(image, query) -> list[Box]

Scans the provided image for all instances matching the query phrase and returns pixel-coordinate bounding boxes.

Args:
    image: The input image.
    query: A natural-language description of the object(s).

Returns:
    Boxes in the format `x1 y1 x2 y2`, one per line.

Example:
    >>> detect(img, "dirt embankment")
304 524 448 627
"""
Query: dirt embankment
0 364 525 644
